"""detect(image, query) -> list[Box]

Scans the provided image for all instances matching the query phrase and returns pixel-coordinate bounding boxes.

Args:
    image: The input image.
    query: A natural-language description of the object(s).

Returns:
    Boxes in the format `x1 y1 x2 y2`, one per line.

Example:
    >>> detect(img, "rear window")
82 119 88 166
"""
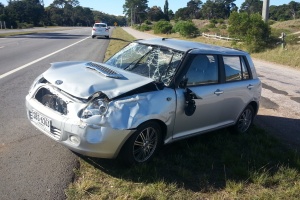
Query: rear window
94 24 107 28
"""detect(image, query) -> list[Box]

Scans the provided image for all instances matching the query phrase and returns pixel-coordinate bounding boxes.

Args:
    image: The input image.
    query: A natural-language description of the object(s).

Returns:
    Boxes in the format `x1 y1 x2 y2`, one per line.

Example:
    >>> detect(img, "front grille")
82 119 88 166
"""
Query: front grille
51 126 62 140
86 62 124 79
35 88 68 115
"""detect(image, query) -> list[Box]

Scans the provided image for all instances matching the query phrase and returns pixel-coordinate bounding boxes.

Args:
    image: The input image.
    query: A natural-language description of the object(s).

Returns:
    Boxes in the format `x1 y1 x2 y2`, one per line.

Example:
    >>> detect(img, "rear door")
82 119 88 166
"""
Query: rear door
217 55 260 123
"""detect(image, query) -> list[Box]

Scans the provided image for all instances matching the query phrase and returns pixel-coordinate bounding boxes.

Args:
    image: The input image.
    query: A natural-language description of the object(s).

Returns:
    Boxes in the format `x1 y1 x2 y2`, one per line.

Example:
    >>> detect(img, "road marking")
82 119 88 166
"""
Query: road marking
0 46 4 49
0 36 90 80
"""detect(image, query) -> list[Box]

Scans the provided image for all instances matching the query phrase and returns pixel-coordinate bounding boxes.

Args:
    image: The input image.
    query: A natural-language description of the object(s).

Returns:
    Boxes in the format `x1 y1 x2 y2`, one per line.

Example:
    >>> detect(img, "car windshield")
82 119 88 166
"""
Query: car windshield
105 42 184 86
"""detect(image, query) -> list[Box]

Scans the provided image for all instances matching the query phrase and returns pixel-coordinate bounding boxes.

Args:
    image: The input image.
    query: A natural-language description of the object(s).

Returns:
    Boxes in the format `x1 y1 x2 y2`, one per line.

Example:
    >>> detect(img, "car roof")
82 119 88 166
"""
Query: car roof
137 38 248 56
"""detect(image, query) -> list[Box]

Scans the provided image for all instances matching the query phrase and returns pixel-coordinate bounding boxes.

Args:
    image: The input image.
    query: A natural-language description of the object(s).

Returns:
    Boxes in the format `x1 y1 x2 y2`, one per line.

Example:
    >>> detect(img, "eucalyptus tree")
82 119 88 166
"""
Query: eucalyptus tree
123 0 148 24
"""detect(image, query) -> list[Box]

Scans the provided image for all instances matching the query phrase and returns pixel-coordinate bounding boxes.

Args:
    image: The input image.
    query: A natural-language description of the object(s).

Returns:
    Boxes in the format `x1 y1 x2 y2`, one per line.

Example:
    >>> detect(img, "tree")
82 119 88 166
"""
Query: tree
148 6 165 21
123 0 148 24
239 0 263 15
187 0 202 19
289 1 300 20
174 7 190 20
164 0 169 20
228 12 271 52
52 0 79 8
201 0 236 19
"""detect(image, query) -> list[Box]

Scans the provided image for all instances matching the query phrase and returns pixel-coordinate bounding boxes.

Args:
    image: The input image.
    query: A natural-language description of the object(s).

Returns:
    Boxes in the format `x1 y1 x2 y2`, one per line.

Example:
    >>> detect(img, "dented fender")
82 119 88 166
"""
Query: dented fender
82 88 177 134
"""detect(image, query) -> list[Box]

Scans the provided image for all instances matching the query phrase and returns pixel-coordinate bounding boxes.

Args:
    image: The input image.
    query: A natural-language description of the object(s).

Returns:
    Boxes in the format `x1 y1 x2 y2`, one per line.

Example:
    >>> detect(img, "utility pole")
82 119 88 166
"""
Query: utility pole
262 0 270 22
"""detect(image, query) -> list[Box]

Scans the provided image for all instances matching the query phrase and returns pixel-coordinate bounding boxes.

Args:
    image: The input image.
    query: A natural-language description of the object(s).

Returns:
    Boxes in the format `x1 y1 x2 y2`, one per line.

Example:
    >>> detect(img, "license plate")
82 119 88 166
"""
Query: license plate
30 110 51 132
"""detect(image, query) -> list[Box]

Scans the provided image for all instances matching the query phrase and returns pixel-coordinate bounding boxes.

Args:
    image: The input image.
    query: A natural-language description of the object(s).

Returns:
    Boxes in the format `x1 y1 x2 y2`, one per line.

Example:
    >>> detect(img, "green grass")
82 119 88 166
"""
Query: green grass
66 125 300 199
65 27 300 200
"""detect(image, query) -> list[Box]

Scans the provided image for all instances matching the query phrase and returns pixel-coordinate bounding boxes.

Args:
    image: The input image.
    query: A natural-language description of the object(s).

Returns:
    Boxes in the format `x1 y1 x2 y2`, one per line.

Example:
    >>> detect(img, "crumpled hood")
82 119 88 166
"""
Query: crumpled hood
43 61 154 99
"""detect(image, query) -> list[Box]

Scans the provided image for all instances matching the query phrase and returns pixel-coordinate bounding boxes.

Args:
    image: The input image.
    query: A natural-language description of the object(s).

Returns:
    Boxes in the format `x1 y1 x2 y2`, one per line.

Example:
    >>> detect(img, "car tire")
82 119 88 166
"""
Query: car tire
234 105 254 133
119 121 162 165
92 35 95 39
105 36 109 39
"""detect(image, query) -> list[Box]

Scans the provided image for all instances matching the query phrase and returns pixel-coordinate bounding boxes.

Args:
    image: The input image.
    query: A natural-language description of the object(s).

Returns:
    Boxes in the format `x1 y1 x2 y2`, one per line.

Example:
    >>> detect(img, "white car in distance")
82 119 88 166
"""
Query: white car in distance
92 23 109 39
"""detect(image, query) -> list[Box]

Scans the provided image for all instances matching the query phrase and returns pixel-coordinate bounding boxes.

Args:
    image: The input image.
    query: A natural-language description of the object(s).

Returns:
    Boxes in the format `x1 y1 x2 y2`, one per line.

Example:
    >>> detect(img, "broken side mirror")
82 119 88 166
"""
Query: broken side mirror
184 88 199 116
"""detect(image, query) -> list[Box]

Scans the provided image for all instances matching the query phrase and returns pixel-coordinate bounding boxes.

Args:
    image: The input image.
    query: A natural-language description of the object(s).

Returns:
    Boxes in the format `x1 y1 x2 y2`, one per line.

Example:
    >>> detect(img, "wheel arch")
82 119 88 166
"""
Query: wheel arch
248 100 259 116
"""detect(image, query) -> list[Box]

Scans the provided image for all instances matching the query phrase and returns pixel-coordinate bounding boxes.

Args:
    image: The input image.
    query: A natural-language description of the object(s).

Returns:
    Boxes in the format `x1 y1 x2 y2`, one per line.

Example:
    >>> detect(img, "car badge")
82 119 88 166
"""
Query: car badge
55 80 63 85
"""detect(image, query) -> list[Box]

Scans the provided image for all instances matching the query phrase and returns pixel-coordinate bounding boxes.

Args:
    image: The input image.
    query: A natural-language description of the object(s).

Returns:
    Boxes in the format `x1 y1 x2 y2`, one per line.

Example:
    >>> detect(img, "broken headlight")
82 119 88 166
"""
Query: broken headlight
81 99 108 119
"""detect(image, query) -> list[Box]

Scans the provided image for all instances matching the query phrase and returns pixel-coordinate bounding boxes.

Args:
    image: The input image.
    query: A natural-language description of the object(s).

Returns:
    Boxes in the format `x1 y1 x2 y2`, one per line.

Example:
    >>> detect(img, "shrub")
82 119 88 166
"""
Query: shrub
217 19 225 24
228 12 271 53
173 21 200 38
144 20 152 25
139 24 152 31
153 20 173 34
220 24 227 29
200 27 209 33
210 19 218 24
207 23 216 28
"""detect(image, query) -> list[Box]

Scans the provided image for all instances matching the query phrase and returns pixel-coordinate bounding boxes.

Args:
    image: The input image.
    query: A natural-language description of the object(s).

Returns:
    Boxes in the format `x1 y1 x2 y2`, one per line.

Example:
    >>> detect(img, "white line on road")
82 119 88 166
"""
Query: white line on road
0 46 4 48
0 36 90 80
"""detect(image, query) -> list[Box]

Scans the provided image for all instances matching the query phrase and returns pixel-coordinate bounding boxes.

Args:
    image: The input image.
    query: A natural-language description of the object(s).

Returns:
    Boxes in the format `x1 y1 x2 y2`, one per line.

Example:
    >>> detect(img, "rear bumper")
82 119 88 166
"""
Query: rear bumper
92 30 109 37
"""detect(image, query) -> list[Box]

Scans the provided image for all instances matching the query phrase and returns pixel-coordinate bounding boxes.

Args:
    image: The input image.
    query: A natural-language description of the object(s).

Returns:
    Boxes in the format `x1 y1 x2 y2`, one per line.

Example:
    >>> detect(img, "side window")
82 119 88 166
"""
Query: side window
186 54 218 86
223 56 250 82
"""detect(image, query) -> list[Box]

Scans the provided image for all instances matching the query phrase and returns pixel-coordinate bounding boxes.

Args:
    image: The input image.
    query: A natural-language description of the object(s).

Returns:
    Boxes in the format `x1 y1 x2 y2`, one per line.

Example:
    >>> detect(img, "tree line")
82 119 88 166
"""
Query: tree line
0 0 127 29
123 0 300 24
1 0 299 29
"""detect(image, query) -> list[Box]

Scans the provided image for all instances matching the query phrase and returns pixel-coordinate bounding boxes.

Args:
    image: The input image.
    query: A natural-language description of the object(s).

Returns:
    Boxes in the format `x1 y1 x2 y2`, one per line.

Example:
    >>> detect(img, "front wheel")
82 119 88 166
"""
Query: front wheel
119 121 162 165
234 105 254 133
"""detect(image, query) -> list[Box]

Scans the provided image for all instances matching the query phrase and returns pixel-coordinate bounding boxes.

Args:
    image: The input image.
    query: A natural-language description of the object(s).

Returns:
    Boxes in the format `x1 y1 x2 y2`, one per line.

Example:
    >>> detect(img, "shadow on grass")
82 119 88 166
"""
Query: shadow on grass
78 124 300 192
95 36 131 43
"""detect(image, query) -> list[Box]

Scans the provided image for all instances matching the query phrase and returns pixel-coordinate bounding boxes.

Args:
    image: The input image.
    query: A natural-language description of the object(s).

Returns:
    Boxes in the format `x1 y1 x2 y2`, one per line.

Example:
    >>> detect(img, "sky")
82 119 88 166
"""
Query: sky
0 0 298 16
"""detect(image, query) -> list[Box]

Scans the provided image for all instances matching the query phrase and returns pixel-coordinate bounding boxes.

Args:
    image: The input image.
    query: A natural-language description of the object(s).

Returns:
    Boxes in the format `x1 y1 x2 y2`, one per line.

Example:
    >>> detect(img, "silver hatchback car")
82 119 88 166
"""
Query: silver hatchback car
25 38 261 165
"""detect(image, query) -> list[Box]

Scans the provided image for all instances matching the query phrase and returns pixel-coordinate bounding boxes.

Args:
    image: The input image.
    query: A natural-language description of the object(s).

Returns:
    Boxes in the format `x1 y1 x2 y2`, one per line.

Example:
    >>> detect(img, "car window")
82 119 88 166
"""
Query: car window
94 24 106 28
186 54 218 86
223 56 249 82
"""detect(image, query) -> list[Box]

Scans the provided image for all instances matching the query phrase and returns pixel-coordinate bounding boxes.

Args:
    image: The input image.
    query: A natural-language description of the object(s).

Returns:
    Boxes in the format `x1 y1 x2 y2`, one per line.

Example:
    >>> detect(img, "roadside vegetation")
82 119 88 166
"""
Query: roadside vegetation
65 27 300 200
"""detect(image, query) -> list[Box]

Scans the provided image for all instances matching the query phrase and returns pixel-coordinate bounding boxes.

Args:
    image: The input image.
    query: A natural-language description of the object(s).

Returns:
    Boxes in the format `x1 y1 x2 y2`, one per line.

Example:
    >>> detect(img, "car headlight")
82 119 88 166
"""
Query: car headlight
81 99 108 119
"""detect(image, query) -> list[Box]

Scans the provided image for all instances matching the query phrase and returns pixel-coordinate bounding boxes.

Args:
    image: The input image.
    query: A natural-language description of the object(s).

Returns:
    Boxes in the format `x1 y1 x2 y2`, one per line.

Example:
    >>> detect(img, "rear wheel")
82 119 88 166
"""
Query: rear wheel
119 121 162 165
92 35 95 39
234 105 254 133
105 36 109 39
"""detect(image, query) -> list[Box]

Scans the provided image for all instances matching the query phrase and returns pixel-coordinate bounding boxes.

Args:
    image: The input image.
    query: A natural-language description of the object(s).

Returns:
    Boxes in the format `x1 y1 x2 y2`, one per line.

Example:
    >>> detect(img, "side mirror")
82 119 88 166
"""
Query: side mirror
184 88 199 116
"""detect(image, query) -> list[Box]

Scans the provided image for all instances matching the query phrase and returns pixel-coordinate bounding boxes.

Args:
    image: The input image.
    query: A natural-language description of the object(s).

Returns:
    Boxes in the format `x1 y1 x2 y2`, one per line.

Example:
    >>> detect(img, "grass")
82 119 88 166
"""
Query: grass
65 27 300 200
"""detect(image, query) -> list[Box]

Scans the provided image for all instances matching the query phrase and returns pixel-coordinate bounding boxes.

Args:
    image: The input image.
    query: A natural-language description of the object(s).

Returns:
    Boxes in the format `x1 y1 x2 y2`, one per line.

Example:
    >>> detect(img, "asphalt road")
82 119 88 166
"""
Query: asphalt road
0 27 111 199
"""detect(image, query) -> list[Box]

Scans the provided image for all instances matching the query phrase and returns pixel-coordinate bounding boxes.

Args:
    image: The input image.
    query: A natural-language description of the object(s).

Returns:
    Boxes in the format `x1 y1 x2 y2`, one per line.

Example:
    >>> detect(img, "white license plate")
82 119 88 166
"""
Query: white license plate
30 110 51 132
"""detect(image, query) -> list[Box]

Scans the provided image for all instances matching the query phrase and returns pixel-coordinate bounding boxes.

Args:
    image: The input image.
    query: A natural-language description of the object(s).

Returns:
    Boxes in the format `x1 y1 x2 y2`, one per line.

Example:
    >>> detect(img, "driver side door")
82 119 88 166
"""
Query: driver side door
173 54 225 140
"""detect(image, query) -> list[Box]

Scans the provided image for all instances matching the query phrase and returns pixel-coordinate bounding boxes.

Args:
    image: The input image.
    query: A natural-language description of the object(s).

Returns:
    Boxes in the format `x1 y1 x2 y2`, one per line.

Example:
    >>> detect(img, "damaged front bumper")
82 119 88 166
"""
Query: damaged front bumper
25 88 134 159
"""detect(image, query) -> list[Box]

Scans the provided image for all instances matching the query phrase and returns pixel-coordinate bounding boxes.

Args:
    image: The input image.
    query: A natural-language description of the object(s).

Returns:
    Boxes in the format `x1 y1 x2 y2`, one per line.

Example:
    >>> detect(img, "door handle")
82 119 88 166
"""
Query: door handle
247 84 254 89
214 89 224 95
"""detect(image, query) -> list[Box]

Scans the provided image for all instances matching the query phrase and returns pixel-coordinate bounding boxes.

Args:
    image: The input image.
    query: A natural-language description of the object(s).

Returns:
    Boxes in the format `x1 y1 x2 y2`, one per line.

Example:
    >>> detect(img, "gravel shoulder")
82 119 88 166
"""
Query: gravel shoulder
122 27 300 150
